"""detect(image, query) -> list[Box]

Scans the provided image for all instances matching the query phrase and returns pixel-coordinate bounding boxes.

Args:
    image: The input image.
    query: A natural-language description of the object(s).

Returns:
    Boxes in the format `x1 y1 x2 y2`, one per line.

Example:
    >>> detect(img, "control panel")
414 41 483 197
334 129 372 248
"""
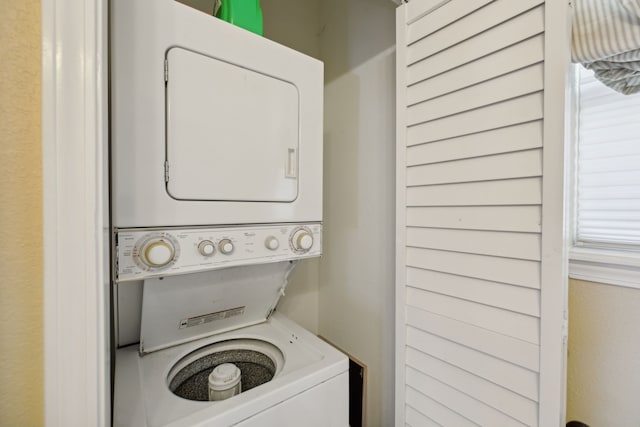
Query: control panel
115 223 321 282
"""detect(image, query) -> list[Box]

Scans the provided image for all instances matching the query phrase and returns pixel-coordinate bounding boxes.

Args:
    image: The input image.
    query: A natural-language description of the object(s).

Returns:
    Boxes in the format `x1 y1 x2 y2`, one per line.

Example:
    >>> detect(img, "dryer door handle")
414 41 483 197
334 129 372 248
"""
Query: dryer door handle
286 148 297 179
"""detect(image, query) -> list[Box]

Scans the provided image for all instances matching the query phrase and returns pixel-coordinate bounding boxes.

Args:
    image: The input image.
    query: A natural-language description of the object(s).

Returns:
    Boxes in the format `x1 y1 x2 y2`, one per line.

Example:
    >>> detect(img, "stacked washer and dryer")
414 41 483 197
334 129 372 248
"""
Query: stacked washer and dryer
110 1 349 426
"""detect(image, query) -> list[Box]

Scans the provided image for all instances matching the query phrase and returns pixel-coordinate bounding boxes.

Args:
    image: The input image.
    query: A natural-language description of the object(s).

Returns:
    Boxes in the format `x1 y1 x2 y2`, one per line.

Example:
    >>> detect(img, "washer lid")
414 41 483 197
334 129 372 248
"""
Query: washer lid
139 261 295 354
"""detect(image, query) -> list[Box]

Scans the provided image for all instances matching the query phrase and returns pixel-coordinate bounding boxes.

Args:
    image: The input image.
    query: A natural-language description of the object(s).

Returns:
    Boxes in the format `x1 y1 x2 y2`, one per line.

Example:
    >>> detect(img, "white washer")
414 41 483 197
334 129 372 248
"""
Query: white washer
113 231 349 427
114 313 348 427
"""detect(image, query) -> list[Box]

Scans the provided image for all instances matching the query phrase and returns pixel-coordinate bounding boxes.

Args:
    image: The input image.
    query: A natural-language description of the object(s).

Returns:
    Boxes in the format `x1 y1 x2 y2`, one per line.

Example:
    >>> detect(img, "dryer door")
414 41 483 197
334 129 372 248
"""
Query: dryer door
165 47 299 202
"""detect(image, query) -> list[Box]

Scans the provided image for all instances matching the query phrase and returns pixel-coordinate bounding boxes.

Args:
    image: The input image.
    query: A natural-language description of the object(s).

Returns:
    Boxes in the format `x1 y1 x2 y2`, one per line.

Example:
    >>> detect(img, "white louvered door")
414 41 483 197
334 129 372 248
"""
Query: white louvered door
395 1 570 426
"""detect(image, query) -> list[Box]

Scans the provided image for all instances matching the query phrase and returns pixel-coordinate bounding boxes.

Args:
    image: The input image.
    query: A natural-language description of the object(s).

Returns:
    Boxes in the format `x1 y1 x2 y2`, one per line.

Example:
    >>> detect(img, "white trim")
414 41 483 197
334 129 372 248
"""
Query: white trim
42 0 109 426
570 260 640 289
569 258 640 290
394 4 408 426
539 1 571 425
567 60 640 290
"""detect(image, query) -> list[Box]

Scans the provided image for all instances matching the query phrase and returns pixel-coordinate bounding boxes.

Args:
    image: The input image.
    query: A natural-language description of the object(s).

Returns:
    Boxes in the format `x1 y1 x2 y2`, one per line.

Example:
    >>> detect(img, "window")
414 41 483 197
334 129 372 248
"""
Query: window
571 65 640 288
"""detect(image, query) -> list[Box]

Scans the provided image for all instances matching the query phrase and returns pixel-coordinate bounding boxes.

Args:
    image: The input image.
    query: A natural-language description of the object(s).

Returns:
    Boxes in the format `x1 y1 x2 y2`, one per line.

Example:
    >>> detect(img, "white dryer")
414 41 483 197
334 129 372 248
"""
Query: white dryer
113 229 349 427
111 0 323 229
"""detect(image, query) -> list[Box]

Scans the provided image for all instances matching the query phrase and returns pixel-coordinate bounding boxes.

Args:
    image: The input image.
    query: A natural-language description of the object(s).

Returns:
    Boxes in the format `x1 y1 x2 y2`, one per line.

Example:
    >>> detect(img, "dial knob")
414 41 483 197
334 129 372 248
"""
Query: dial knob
198 240 215 256
218 239 234 255
265 236 280 251
292 230 313 252
143 240 175 267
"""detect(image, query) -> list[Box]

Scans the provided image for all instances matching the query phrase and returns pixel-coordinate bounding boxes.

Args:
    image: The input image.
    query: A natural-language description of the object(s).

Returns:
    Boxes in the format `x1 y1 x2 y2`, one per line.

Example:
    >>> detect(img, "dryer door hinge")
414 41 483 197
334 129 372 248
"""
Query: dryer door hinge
164 161 170 183
164 59 169 83
113 232 120 282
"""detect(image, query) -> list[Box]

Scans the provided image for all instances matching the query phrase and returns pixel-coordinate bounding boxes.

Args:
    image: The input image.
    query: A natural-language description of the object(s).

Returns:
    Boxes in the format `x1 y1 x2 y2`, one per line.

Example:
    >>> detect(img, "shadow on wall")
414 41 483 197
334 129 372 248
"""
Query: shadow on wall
323 72 360 232
320 0 396 83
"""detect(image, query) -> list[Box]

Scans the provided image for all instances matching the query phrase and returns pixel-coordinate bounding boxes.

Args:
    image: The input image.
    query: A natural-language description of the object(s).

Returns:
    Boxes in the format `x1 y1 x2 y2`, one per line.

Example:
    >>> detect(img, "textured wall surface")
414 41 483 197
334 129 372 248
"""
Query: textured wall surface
566 279 640 427
0 1 44 426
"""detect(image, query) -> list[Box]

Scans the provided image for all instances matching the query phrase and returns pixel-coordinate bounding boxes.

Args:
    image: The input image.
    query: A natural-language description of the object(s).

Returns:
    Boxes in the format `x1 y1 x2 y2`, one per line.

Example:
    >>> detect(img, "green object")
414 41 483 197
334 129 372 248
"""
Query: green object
216 0 264 36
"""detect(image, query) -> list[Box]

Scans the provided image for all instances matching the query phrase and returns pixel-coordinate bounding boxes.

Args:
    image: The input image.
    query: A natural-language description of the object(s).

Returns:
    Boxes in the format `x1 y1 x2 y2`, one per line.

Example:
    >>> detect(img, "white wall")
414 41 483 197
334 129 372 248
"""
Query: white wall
206 3 397 424
318 1 396 426
566 279 640 426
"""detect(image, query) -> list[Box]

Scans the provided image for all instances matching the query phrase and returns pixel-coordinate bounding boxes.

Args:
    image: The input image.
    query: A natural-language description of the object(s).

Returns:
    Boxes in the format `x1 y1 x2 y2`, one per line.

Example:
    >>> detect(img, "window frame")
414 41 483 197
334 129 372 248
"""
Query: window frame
568 64 640 289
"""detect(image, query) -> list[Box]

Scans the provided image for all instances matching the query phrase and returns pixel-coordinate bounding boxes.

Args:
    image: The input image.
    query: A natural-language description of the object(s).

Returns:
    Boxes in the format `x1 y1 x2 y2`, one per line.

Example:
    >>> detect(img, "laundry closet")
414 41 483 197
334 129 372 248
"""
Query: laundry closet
109 0 596 426
110 0 396 426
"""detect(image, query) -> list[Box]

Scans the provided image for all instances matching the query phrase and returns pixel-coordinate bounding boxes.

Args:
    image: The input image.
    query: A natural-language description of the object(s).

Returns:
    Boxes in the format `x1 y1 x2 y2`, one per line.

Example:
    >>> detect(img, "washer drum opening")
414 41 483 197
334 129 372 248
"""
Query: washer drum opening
167 339 284 402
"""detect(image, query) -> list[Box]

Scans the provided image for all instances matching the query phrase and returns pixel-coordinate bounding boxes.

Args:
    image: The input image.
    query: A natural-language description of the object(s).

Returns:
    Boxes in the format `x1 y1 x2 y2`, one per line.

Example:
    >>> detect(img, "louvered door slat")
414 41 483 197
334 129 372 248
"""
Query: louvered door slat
406 387 477 427
407 348 539 426
405 405 442 427
406 205 542 233
407 6 544 84
407 35 544 104
407 327 539 400
406 306 539 370
407 0 543 64
406 177 542 206
406 227 542 260
407 63 544 125
397 1 569 424
407 268 541 316
406 122 543 165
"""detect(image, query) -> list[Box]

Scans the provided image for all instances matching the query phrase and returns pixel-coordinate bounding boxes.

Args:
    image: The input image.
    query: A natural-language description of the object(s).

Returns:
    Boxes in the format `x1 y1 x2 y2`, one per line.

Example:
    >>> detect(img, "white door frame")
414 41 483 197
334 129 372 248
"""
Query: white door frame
42 0 109 425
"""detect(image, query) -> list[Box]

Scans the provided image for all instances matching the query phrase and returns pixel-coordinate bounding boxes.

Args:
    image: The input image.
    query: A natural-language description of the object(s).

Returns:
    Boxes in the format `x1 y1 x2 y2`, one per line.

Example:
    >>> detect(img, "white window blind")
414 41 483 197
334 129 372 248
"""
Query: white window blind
576 66 640 249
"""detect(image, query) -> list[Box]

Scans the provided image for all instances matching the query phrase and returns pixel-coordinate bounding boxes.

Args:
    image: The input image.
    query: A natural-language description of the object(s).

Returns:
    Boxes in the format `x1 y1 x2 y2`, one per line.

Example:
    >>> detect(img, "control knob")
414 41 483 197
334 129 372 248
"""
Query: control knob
265 236 280 251
291 229 314 252
141 239 175 268
218 239 234 255
198 240 215 256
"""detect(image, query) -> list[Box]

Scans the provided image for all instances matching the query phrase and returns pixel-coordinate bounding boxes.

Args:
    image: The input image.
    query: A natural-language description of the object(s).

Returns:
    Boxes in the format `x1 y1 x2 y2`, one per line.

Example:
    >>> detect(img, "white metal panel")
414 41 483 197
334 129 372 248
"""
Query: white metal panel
111 0 323 227
406 268 541 316
406 205 542 233
140 262 294 353
166 47 299 202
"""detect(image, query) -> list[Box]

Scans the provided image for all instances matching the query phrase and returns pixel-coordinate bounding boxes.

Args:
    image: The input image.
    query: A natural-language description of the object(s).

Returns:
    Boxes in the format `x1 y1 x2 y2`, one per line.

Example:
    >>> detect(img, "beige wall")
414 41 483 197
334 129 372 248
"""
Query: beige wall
318 1 396 426
0 1 44 426
566 279 640 427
